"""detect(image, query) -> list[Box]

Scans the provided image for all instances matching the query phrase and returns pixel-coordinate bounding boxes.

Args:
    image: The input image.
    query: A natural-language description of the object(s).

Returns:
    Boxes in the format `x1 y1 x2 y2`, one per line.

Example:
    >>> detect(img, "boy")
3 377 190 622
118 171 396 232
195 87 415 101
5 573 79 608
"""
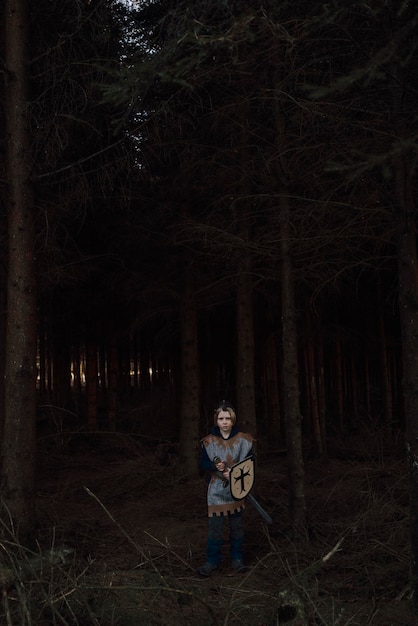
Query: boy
197 402 254 576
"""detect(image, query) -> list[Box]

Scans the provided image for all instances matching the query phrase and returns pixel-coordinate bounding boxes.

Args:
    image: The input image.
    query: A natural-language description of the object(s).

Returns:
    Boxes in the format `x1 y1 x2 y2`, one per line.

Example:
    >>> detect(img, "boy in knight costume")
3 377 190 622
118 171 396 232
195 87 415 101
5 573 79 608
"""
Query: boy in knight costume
197 402 254 577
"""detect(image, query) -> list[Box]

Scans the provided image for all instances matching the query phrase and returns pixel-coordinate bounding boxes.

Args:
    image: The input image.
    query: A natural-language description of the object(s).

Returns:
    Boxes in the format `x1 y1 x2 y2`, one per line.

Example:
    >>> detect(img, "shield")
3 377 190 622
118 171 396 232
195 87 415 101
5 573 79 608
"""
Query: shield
229 456 255 500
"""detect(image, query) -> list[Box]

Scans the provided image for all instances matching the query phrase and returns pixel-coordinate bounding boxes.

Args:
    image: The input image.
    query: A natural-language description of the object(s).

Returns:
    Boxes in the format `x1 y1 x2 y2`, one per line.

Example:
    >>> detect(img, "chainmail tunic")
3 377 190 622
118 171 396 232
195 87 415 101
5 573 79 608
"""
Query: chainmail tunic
201 431 254 517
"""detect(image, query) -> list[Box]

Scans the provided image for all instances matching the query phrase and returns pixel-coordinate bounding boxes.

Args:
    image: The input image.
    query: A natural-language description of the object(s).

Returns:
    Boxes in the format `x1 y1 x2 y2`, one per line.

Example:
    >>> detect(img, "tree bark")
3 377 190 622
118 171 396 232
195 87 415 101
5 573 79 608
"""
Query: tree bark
280 193 306 530
334 322 344 431
317 333 327 459
395 155 418 607
264 330 281 445
85 340 98 431
236 265 257 436
107 330 119 431
1 0 37 545
306 326 323 456
378 307 393 426
0 275 7 443
178 264 200 477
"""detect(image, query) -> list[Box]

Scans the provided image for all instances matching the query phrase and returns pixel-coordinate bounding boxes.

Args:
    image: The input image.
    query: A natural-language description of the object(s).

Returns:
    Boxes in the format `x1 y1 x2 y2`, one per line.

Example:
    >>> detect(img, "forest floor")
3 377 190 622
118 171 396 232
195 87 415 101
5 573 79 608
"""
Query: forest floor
1 428 416 625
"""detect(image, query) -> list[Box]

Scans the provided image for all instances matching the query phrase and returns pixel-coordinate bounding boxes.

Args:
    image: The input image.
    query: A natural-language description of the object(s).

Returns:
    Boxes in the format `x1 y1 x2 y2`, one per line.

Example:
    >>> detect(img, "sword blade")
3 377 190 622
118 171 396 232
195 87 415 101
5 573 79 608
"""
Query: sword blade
247 493 273 524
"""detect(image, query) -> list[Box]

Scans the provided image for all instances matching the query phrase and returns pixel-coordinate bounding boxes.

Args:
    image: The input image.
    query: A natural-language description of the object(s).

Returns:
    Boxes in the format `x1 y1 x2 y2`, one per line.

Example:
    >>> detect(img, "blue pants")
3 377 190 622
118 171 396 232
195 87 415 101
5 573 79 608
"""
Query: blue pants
206 512 244 565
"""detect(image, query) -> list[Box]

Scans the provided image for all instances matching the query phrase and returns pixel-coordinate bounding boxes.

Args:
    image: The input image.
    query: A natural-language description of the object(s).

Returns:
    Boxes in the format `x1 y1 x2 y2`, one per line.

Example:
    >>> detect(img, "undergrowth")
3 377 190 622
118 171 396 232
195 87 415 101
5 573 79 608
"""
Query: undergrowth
0 434 415 625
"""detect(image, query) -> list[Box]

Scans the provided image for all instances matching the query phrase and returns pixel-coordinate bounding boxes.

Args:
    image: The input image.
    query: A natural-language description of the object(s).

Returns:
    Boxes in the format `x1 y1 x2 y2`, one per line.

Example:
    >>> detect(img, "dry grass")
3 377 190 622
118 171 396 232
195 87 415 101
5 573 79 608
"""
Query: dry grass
0 431 415 625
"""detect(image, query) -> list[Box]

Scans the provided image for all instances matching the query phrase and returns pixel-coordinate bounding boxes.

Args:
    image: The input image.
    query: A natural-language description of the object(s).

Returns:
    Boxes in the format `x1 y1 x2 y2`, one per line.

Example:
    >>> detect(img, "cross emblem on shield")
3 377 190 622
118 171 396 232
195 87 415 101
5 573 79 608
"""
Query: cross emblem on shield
229 455 255 500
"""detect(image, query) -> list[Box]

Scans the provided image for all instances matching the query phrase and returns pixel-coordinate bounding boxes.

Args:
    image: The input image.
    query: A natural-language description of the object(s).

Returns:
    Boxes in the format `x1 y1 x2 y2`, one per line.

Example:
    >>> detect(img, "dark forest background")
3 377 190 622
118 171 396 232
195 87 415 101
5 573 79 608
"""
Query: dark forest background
1 0 418 622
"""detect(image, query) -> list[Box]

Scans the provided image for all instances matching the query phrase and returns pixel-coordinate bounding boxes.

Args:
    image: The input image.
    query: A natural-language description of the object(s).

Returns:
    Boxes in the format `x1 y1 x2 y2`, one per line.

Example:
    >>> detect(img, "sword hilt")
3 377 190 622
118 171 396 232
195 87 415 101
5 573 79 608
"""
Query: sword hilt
213 456 229 488
213 456 227 470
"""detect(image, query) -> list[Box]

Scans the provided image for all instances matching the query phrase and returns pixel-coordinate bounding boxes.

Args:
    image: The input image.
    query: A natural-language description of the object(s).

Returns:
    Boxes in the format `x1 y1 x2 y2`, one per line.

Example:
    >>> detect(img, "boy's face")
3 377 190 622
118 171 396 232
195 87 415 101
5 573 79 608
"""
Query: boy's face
217 410 233 436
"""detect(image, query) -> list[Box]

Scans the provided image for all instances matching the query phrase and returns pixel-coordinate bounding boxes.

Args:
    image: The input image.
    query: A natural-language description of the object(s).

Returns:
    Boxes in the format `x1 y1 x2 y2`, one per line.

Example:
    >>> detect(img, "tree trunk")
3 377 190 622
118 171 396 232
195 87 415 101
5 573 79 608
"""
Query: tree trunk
178 264 200 478
107 330 119 431
140 339 151 393
317 333 327 459
378 309 393 426
236 265 257 436
264 331 281 445
1 0 37 545
51 315 72 411
306 327 323 456
131 334 139 396
395 156 418 608
349 351 358 424
85 340 98 431
280 193 306 530
72 341 83 414
0 274 7 442
334 322 344 431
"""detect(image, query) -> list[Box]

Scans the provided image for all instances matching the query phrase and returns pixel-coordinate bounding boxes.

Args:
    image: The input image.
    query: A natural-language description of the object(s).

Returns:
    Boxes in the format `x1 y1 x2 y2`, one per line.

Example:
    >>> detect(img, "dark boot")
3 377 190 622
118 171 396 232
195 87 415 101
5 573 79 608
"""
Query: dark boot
196 562 218 577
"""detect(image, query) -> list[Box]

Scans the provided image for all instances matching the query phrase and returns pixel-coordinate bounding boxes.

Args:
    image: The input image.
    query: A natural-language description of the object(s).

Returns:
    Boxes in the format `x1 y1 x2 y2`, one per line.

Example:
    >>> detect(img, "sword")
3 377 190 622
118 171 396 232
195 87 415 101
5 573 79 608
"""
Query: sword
213 457 273 524
246 492 273 524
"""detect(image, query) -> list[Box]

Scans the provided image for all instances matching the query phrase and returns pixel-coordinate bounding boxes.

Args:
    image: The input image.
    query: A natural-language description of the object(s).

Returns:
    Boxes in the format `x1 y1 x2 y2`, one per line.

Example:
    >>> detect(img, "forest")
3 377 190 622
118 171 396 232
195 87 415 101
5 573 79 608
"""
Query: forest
1 0 418 624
